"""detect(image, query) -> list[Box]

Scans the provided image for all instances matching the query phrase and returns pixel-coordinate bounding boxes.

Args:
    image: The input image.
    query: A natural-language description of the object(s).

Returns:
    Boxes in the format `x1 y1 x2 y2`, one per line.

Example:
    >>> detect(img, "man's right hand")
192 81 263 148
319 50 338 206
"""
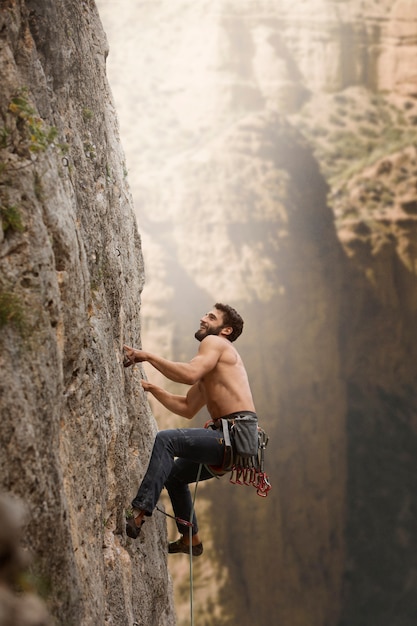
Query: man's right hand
123 344 147 367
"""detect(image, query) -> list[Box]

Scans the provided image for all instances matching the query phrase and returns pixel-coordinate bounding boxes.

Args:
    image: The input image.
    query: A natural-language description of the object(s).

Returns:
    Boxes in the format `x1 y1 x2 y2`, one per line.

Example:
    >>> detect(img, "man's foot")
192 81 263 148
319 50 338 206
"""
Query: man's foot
168 537 203 557
126 511 145 539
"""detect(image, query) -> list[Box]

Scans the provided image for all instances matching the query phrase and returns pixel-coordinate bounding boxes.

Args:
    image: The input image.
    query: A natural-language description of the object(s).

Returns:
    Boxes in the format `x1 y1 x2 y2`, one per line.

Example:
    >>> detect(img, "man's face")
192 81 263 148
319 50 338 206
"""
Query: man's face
195 308 227 342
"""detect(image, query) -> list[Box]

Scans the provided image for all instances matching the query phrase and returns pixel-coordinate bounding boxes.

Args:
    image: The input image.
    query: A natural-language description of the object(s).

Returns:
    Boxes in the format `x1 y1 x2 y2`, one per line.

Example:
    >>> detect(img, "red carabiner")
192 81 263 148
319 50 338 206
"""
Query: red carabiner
229 467 238 484
235 467 244 485
243 468 252 486
256 473 271 497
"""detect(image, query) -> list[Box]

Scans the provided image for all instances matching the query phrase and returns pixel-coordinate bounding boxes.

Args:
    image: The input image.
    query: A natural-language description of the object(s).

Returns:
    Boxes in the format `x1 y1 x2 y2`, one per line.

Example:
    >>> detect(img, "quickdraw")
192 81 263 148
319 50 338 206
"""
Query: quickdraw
230 465 271 496
155 504 194 528
255 472 271 497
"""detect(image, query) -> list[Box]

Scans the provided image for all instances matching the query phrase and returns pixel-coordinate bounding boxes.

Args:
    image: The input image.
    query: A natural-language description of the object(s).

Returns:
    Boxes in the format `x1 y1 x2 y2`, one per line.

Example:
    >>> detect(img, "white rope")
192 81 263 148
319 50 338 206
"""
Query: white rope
189 463 203 626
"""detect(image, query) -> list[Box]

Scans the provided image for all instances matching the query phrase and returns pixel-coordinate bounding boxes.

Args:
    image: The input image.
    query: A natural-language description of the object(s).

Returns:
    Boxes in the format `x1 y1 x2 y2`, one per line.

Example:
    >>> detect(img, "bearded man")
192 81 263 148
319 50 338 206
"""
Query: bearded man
123 303 257 556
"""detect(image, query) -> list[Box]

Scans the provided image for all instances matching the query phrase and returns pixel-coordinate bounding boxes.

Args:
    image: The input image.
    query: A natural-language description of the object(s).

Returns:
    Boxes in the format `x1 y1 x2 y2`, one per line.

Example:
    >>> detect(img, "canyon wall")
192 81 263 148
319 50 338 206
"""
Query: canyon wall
0 1 174 624
97 1 417 625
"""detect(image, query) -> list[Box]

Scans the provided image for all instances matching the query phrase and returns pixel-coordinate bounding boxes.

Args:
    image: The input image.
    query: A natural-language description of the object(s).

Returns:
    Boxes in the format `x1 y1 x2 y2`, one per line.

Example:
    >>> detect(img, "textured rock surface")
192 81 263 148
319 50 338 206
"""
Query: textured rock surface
0 1 174 624
97 0 417 625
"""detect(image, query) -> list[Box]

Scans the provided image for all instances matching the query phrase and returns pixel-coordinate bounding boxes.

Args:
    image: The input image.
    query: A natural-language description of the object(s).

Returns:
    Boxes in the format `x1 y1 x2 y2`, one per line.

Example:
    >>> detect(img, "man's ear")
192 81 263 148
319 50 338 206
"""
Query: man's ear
220 326 233 337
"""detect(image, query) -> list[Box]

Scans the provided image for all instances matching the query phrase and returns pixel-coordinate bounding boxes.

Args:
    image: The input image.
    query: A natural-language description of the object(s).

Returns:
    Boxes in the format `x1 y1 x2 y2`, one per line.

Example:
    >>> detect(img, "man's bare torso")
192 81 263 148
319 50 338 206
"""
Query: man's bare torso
199 337 255 419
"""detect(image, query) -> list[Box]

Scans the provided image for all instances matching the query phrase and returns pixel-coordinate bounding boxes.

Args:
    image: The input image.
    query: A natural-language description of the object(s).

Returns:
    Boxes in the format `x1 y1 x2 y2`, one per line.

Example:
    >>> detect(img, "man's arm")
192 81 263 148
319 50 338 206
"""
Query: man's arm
123 337 223 385
141 380 206 419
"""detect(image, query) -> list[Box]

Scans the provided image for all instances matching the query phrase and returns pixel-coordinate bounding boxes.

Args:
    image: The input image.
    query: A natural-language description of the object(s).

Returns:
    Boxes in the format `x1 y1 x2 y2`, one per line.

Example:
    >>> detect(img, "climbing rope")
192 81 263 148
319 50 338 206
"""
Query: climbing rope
155 463 203 626
189 463 203 626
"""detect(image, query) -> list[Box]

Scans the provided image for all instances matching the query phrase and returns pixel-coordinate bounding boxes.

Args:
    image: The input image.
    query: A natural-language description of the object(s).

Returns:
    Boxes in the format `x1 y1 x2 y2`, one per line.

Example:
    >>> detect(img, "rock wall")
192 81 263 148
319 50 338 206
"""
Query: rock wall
0 1 174 624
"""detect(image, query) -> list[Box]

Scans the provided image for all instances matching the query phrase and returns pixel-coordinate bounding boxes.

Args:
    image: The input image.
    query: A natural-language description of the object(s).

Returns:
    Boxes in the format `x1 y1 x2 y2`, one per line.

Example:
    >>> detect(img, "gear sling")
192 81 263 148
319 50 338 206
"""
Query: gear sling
205 412 271 497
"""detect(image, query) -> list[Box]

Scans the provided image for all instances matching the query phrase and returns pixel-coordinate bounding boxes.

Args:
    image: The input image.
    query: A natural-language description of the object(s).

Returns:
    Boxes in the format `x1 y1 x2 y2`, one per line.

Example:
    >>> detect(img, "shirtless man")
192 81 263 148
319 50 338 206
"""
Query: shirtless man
123 303 256 556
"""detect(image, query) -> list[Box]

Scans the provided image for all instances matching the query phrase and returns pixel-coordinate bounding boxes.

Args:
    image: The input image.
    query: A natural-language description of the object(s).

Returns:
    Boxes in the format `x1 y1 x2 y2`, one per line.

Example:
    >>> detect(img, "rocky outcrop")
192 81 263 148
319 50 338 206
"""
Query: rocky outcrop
0 1 174 624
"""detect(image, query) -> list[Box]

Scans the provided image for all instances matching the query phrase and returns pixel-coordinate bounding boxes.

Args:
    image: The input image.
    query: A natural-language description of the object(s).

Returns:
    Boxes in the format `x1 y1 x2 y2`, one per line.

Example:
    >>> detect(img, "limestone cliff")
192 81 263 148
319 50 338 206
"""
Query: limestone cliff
97 1 417 625
0 1 174 624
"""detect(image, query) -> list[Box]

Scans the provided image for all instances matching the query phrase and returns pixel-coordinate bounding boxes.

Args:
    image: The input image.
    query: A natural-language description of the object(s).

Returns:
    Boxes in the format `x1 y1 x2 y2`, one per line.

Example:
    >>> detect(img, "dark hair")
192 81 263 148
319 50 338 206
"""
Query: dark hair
214 303 244 342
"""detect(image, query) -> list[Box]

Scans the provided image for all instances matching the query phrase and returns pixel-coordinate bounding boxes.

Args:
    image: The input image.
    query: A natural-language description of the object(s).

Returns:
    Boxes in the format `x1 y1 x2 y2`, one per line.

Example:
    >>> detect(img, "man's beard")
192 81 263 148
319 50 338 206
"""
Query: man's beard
194 325 224 342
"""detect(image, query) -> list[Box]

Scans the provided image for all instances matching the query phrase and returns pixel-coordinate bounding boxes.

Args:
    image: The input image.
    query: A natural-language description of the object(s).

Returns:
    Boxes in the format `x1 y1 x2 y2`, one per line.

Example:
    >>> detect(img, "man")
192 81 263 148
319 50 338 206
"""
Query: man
123 303 257 556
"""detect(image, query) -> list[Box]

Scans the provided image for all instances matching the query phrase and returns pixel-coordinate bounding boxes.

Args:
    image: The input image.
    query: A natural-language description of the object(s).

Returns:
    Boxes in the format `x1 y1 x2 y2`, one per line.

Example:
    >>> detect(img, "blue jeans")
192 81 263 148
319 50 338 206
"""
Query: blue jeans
131 428 225 535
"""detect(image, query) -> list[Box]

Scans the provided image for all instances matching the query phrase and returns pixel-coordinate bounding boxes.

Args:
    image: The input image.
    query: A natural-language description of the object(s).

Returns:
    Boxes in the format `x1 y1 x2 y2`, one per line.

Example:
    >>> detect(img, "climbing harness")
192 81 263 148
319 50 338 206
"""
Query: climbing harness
206 415 272 497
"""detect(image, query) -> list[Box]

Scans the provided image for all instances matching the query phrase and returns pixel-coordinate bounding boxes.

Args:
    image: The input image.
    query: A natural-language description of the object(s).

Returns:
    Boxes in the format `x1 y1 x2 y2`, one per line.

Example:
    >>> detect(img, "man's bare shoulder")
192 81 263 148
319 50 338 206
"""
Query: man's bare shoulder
199 335 231 349
199 336 238 362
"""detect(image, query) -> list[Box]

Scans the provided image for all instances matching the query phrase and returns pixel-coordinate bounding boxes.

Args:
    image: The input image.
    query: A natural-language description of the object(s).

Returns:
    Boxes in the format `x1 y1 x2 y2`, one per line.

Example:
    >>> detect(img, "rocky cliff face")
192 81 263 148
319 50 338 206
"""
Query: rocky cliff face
97 1 417 625
0 1 174 624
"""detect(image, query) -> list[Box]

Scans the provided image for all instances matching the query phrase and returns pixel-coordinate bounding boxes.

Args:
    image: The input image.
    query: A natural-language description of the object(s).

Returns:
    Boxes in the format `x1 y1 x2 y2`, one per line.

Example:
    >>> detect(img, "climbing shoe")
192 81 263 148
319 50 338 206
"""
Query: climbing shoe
126 515 144 539
168 537 203 557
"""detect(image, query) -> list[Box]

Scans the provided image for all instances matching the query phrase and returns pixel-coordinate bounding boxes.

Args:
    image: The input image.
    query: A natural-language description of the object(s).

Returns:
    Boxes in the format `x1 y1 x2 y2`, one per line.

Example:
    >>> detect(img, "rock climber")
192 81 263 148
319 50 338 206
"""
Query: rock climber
123 303 257 556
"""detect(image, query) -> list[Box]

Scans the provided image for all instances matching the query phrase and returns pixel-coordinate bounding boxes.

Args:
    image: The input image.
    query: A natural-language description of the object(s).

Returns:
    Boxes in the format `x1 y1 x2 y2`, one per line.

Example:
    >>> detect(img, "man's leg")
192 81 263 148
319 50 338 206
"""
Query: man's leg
165 459 215 549
128 428 225 537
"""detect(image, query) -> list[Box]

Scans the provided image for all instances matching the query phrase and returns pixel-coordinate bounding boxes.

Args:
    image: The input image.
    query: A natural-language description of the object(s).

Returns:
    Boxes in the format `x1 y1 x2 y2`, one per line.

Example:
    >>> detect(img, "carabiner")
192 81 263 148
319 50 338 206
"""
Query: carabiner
256 473 271 497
